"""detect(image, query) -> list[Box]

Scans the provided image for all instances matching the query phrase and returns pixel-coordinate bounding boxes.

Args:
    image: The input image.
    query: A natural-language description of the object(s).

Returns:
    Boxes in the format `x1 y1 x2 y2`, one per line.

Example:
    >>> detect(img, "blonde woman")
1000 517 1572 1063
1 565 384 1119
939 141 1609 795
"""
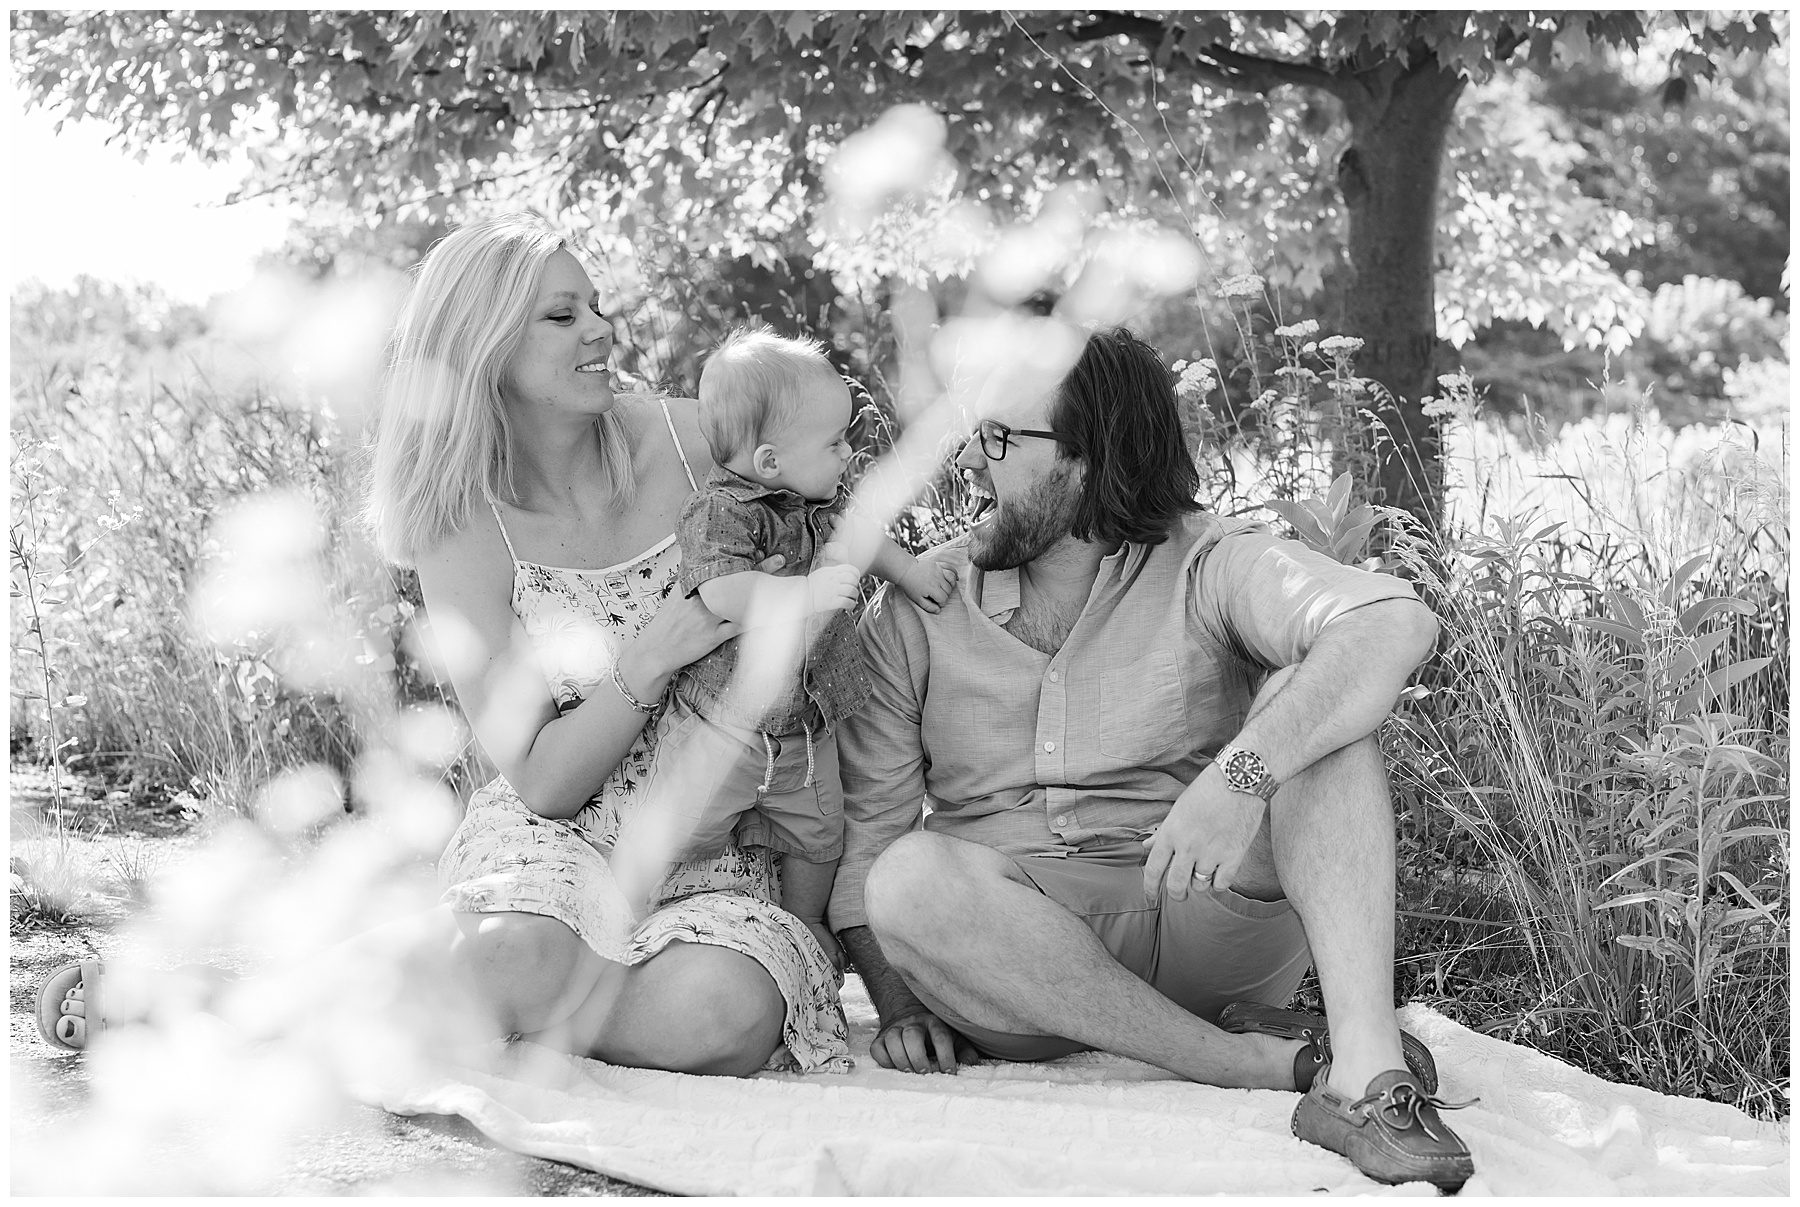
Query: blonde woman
371 213 853 1074
36 215 850 1078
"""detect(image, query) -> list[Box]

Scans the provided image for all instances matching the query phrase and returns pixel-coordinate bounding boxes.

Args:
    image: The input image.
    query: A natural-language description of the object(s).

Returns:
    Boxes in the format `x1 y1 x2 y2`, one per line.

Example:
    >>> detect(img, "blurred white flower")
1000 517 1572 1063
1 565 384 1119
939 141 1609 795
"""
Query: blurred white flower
976 184 1101 306
354 748 461 858
821 104 957 237
217 267 405 431
400 608 486 685
930 314 1087 422
393 703 468 770
191 491 327 642
252 763 345 837
1062 227 1204 326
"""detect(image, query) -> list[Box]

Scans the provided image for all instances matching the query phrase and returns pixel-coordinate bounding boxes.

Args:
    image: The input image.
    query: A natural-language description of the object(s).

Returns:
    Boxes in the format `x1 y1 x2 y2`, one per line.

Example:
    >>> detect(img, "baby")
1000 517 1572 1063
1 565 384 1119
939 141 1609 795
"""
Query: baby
627 327 955 967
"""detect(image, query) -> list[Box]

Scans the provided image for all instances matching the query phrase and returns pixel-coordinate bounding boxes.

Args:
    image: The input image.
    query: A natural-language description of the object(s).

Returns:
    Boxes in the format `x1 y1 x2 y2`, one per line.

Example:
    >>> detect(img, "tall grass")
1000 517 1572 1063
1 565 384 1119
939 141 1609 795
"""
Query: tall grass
1385 510 1787 1117
9 306 427 817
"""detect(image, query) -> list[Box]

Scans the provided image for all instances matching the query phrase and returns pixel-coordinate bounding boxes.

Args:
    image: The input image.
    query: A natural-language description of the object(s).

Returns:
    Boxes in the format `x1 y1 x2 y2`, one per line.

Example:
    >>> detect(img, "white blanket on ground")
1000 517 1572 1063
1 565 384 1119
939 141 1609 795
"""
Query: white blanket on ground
368 977 1789 1196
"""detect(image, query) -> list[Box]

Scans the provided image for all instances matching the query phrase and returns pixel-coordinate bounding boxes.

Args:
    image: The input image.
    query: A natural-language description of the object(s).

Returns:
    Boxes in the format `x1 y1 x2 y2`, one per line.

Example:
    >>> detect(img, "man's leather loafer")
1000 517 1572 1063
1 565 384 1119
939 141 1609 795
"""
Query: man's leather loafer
1291 1068 1476 1192
1217 1001 1438 1094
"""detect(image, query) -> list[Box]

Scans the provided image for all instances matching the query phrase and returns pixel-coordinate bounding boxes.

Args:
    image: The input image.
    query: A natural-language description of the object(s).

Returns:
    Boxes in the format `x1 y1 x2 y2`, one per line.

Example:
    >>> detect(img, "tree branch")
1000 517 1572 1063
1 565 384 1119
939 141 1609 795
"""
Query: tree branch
1198 41 1349 98
1064 10 1169 48
1061 11 1353 102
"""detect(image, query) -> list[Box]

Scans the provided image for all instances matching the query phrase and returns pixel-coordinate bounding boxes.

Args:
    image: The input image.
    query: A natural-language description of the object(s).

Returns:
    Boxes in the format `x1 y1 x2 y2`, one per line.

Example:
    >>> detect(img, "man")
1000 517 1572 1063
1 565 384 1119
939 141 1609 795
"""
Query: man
828 327 1475 1191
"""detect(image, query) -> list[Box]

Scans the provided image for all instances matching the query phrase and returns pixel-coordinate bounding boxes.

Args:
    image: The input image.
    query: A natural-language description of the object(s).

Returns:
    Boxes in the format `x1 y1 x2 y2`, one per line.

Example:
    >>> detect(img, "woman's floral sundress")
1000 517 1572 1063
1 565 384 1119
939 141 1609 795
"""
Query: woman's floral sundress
437 400 851 1073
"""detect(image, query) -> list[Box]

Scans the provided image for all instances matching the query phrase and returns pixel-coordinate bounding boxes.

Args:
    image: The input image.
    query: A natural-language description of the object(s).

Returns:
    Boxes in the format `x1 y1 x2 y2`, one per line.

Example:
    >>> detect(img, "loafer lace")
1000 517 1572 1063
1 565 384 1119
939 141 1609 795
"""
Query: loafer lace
1348 1080 1479 1144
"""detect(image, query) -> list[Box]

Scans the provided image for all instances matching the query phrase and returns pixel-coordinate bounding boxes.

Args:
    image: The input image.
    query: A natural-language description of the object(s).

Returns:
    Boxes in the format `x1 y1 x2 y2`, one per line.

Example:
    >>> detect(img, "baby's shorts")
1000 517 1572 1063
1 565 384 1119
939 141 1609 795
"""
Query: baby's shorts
640 692 845 863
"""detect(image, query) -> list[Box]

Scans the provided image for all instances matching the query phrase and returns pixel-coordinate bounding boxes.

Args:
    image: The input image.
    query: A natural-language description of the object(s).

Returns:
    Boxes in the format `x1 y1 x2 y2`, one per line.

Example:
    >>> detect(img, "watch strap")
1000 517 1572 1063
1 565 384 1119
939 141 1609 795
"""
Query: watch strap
1217 742 1280 802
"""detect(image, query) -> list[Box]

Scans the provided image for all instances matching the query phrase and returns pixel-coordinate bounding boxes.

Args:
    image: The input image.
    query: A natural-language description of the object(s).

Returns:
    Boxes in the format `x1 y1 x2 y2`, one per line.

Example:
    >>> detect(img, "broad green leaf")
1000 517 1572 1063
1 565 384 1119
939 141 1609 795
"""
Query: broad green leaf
1678 595 1755 634
1662 553 1711 607
1325 470 1352 516
1575 617 1644 646
1667 628 1733 683
1603 589 1645 631
1705 657 1773 699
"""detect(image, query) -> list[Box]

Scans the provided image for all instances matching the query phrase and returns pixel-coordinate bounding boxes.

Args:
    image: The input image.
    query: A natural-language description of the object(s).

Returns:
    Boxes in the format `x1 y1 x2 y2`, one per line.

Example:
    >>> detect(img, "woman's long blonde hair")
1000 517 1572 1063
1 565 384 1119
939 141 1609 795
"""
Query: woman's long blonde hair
365 213 635 565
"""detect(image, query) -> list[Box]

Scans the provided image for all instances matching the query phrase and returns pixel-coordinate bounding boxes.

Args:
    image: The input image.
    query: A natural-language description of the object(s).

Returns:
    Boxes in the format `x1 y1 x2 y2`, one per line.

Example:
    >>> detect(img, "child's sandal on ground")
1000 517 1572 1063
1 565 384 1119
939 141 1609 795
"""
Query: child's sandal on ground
36 958 107 1051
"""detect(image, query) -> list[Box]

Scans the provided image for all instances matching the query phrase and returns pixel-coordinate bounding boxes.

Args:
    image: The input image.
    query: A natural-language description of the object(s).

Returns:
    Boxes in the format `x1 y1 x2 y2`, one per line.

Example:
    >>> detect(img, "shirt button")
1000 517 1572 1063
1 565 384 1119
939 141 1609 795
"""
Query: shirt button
1044 741 1056 752
1048 669 1060 683
1054 815 1069 827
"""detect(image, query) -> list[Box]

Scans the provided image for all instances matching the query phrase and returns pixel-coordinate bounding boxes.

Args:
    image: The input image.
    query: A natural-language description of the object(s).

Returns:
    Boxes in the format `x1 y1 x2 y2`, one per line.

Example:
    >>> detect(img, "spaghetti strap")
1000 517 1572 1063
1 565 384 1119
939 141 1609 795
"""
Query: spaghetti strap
488 499 519 563
660 399 700 492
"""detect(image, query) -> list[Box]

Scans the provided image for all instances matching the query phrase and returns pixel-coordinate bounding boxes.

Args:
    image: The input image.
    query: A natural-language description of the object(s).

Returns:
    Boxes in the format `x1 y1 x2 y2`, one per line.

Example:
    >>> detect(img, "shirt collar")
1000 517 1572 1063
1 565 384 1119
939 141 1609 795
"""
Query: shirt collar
970 539 1145 620
1108 539 1151 578
705 463 816 508
972 564 1019 620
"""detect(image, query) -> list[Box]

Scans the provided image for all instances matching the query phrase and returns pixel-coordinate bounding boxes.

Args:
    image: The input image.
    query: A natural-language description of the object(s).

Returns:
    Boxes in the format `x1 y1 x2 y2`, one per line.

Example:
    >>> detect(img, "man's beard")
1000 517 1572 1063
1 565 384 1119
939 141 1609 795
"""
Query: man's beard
968 462 1082 571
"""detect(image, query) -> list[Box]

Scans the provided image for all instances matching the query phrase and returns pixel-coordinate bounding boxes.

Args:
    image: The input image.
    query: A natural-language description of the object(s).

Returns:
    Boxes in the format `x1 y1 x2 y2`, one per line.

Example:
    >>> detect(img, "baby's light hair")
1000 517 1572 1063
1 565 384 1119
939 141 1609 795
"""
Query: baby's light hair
696 327 840 462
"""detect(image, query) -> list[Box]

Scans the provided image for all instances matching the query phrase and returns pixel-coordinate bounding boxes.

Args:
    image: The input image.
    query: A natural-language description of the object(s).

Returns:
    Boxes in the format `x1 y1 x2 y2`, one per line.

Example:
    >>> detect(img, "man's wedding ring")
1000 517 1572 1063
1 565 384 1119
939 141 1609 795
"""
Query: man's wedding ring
1193 868 1215 884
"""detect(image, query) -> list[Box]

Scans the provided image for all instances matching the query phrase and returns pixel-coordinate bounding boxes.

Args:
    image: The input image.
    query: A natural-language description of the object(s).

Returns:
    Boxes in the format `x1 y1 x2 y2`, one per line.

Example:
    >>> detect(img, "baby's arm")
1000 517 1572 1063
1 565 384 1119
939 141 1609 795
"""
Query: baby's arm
697 566 862 624
682 490 859 624
865 536 958 615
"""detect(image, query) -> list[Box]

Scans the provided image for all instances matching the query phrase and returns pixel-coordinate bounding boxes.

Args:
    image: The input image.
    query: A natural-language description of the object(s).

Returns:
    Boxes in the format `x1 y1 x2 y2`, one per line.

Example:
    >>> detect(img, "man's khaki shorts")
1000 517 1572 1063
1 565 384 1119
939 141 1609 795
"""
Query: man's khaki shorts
916 842 1313 1061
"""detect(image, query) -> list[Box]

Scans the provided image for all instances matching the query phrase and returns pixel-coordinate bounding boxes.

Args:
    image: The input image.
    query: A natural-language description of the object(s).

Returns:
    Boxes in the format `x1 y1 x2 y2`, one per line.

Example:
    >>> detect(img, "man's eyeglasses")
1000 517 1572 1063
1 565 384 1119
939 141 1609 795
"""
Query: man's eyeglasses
970 419 1079 461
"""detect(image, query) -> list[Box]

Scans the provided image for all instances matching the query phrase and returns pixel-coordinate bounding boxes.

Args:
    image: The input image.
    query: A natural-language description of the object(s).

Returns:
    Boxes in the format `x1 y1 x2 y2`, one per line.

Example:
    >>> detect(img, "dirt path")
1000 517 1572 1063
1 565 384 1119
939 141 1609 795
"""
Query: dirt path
9 766 662 1196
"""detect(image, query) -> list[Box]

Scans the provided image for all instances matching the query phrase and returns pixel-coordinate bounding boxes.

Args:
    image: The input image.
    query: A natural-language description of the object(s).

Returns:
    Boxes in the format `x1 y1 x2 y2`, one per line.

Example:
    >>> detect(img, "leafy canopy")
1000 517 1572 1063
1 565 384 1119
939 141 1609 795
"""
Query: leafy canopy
13 9 1781 357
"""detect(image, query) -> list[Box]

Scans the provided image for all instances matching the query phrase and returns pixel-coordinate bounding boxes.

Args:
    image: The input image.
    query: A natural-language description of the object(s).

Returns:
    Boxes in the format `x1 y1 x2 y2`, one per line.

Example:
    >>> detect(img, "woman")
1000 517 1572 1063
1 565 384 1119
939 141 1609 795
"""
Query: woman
373 213 849 1075
40 214 850 1077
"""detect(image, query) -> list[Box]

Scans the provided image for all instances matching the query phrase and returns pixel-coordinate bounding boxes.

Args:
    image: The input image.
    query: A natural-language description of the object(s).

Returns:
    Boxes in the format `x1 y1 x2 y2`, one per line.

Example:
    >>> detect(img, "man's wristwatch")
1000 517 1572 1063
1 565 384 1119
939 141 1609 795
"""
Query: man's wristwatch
1215 742 1281 802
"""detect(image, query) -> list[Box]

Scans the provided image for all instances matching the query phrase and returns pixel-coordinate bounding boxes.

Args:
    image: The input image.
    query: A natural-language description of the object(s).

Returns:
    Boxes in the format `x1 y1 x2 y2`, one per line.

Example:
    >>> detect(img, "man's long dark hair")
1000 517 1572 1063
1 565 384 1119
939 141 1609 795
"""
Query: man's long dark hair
1048 326 1201 547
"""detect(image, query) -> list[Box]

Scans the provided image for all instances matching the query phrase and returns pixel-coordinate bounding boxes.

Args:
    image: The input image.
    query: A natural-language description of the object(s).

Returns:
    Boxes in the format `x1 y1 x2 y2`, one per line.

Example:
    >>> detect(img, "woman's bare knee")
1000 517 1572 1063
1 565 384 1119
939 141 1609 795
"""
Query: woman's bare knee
452 911 597 1034
598 942 784 1076
456 912 584 977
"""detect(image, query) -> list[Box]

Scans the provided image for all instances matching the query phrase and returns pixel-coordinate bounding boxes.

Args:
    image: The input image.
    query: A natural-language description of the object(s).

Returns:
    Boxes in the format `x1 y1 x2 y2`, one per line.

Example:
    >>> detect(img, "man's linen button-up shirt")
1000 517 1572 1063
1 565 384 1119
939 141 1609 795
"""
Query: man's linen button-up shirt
827 512 1419 930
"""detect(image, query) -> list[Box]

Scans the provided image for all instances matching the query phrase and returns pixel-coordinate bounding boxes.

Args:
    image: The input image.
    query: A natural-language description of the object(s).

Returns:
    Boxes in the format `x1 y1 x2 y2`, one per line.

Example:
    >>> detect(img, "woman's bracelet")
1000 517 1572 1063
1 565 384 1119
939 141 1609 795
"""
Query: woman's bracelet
609 660 661 714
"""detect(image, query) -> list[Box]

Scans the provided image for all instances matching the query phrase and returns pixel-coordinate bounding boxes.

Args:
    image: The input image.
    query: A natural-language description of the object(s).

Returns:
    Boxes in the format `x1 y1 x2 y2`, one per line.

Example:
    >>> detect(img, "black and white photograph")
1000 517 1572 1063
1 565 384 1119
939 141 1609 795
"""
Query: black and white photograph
9 9 1790 1196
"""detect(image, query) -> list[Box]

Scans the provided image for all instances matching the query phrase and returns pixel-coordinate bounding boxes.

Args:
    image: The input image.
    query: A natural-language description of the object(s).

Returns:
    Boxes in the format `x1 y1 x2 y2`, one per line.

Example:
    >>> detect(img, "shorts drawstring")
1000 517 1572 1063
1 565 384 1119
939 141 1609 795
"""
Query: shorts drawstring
757 720 819 793
758 730 777 797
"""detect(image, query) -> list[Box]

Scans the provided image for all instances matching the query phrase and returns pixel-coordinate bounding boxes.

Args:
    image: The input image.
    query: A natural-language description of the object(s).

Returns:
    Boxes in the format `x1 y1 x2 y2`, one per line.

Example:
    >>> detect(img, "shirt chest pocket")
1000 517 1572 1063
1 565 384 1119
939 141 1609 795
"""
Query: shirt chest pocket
1097 649 1189 762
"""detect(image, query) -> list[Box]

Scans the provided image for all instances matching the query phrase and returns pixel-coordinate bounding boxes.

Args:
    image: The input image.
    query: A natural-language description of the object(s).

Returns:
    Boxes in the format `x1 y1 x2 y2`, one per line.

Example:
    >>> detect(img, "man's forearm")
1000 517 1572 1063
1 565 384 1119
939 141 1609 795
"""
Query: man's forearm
839 925 927 1025
1232 599 1437 783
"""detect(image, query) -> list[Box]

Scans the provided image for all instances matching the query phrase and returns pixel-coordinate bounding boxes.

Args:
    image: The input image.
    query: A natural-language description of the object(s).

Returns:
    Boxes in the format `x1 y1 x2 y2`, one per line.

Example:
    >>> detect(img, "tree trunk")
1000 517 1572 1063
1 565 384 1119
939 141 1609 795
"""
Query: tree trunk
1336 60 1465 529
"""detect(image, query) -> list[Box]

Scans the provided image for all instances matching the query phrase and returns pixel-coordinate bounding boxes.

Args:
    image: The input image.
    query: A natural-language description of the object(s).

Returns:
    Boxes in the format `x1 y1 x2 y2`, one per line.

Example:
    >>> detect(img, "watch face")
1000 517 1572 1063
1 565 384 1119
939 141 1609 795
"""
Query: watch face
1222 747 1264 791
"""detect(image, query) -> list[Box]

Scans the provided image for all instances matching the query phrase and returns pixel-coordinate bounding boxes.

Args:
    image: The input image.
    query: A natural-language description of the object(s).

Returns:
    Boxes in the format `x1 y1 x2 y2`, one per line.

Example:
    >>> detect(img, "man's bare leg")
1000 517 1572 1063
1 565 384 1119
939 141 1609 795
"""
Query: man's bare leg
1263 733 1408 1094
862 831 1301 1088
